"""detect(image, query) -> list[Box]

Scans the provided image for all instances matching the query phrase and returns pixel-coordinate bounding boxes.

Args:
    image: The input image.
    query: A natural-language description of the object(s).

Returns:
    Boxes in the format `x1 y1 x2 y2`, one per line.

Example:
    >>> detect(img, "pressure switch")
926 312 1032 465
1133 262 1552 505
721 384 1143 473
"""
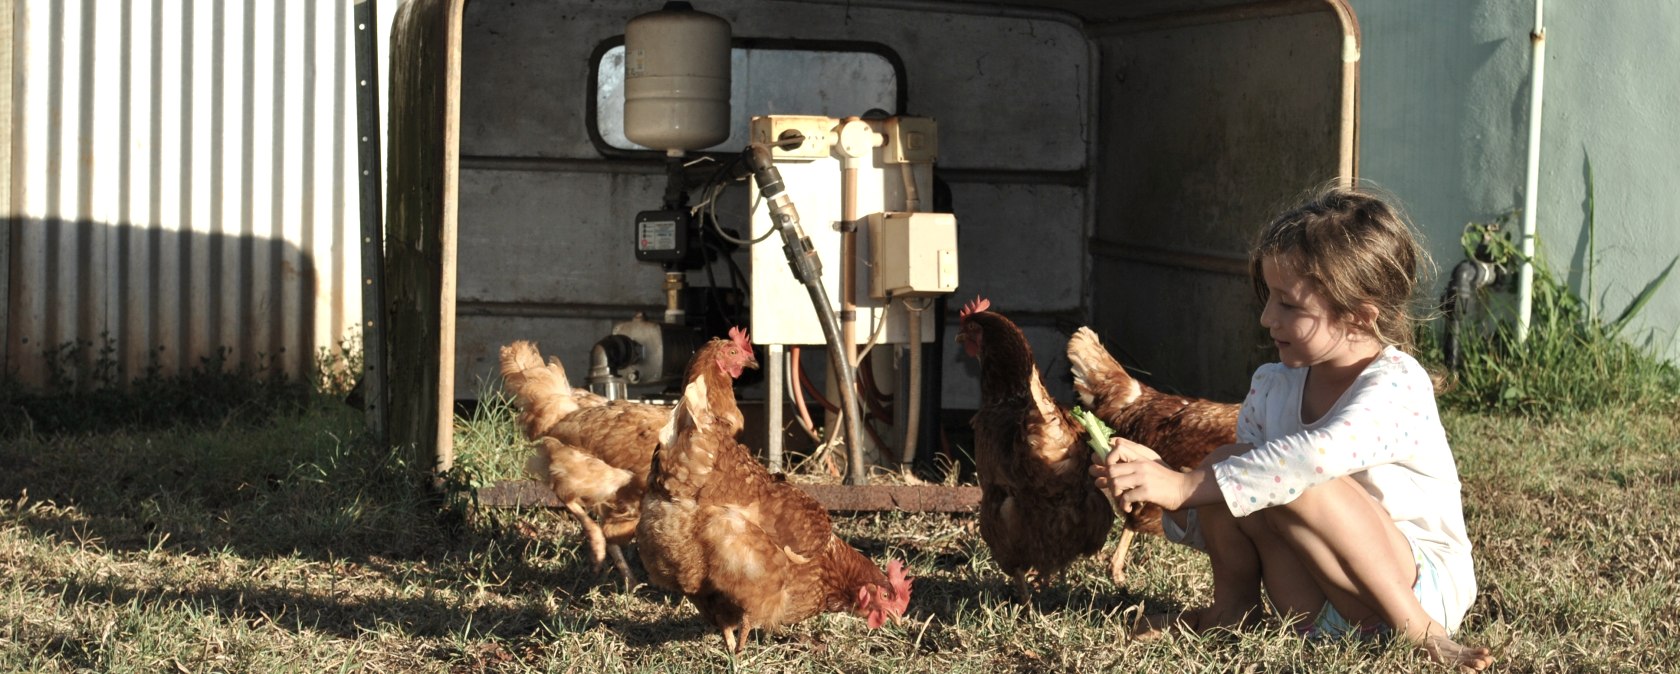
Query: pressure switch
634 209 692 264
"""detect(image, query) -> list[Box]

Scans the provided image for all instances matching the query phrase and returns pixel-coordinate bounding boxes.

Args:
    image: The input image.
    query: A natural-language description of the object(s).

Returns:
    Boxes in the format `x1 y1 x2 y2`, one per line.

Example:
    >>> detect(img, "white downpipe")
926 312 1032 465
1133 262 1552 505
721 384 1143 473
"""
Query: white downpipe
1517 0 1547 343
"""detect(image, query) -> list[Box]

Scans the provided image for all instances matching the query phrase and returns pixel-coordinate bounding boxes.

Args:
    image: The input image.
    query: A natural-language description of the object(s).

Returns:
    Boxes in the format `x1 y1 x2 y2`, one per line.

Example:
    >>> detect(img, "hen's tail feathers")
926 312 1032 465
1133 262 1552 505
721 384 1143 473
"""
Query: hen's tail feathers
1066 327 1142 412
499 340 582 439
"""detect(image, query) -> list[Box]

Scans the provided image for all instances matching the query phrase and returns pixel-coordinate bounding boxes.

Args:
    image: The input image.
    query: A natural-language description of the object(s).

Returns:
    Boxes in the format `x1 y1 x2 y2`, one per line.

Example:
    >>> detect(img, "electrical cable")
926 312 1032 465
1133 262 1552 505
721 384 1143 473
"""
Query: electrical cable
854 356 895 423
786 345 823 443
795 351 840 414
854 296 895 362
899 297 928 469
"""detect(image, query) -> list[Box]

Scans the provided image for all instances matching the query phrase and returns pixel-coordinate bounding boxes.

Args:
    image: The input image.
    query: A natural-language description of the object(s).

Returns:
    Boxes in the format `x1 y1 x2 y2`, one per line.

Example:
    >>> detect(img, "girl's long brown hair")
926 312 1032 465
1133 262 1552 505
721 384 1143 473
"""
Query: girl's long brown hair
1250 184 1436 352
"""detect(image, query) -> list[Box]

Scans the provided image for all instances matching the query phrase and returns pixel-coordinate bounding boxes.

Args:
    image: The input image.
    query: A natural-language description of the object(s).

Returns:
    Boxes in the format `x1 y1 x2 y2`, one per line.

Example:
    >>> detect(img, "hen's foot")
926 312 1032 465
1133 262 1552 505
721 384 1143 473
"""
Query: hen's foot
562 502 609 569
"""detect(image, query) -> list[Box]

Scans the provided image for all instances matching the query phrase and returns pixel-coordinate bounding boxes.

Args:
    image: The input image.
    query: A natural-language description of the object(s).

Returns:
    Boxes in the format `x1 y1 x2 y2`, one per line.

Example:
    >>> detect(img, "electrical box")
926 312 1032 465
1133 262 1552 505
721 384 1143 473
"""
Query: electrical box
749 114 941 345
882 116 938 164
867 212 959 299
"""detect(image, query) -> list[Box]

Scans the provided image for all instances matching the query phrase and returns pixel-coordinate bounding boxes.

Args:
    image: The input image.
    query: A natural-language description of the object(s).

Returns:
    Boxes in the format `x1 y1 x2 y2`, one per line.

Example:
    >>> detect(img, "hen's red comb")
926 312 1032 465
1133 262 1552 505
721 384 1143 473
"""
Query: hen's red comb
886 559 907 583
885 559 912 596
959 296 991 319
728 326 752 350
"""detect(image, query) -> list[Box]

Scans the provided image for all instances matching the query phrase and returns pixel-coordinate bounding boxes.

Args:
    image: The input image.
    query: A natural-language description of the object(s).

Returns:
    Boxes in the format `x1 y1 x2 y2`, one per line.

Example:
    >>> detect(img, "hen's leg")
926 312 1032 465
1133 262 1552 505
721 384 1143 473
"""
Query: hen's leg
1109 528 1137 586
562 501 609 569
721 625 739 654
735 623 754 654
606 543 635 589
1010 572 1033 606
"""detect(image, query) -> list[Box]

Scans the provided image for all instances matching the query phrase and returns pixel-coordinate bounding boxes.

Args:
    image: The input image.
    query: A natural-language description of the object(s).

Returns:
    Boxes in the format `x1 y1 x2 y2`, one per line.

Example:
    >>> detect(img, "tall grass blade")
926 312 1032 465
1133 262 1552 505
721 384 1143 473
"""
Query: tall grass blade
1609 255 1677 337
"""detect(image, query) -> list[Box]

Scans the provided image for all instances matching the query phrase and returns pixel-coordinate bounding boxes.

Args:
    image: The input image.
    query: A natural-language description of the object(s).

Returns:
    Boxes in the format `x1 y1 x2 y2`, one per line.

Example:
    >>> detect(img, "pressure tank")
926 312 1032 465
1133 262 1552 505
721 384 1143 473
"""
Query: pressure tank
623 2 731 152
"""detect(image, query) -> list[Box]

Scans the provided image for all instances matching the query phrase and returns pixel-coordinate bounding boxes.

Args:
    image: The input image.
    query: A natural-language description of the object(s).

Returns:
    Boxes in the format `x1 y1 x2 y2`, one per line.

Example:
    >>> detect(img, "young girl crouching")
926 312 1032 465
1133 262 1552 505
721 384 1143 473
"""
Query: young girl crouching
1091 185 1494 671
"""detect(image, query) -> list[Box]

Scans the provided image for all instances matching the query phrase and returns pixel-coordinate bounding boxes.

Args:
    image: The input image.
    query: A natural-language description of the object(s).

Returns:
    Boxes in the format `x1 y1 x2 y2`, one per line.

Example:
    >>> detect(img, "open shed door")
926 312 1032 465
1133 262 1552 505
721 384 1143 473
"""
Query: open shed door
1086 1 1358 399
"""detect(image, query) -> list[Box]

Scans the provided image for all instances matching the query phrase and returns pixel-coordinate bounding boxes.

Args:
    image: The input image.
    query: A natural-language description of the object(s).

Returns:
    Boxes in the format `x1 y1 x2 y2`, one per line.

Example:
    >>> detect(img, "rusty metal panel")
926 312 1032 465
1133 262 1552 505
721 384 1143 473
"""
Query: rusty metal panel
3 0 395 388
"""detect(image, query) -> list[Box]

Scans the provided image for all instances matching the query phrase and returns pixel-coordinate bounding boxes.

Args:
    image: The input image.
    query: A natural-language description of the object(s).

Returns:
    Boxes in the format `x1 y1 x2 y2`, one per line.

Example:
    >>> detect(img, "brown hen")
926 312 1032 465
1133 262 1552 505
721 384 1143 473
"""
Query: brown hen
956 297 1114 602
637 355 912 654
498 329 756 587
1065 326 1239 585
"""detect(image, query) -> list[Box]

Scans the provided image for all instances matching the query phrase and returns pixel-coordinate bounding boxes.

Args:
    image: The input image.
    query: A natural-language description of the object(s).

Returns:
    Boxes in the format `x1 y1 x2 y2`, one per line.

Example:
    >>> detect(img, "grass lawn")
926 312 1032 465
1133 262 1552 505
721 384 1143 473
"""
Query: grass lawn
3 395 1678 673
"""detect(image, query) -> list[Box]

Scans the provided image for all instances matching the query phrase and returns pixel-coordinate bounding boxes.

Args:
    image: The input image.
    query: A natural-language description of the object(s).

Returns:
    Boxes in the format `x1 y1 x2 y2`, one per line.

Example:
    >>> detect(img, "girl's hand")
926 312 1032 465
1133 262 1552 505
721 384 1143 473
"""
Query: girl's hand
1090 450 1196 511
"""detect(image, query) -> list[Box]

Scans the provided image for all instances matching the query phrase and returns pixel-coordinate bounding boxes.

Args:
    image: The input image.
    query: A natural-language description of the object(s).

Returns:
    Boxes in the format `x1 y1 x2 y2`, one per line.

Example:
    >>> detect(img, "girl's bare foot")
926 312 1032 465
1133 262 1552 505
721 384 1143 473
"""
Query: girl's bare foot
1418 632 1495 672
1129 610 1197 642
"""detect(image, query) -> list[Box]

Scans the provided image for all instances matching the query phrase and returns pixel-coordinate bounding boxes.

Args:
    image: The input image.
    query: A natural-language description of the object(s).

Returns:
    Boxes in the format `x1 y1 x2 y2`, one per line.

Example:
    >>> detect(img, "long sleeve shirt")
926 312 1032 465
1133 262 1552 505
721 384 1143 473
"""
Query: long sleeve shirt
1212 346 1477 631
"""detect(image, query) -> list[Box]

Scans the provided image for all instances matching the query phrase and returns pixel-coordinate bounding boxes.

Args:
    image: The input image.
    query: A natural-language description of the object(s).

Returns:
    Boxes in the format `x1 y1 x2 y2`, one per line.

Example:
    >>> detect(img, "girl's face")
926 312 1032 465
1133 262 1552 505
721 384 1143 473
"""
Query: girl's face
1259 257 1376 369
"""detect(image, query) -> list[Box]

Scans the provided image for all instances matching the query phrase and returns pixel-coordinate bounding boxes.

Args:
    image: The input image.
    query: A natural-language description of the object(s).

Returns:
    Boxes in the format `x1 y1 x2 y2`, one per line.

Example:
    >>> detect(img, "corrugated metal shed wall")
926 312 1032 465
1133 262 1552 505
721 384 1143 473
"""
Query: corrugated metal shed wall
3 0 388 388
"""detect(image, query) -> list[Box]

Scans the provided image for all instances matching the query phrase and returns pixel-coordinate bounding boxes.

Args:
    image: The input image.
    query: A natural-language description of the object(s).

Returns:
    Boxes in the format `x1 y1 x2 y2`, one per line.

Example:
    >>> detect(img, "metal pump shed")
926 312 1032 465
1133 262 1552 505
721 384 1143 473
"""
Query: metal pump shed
373 0 1358 503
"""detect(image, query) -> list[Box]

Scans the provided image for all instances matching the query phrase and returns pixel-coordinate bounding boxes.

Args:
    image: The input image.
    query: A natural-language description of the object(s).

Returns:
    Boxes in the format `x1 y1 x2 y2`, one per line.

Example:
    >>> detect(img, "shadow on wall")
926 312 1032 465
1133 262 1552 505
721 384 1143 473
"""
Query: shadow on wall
3 217 321 391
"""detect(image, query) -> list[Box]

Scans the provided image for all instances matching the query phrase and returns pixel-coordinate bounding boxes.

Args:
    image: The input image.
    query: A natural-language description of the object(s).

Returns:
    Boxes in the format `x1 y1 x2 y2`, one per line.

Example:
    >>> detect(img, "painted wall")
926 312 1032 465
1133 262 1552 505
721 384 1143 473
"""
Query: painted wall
1350 0 1680 360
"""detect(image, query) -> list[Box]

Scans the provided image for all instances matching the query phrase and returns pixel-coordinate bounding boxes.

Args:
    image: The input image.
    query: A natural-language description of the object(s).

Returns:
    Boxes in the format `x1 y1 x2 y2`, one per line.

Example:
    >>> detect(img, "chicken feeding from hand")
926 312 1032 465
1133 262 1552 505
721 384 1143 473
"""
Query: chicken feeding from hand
1065 326 1239 585
637 356 913 654
498 328 757 587
956 297 1115 602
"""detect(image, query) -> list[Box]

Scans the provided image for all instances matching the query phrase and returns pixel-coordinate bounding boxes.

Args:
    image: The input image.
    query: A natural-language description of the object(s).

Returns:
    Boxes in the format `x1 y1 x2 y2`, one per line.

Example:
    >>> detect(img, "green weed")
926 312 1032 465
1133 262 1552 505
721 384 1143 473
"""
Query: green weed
1430 172 1679 416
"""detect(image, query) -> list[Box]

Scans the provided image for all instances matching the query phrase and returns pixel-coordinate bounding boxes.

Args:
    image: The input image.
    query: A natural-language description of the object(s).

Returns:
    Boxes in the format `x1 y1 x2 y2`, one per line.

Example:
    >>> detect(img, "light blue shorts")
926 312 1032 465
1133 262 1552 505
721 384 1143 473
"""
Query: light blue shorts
1161 509 1205 550
1301 533 1451 640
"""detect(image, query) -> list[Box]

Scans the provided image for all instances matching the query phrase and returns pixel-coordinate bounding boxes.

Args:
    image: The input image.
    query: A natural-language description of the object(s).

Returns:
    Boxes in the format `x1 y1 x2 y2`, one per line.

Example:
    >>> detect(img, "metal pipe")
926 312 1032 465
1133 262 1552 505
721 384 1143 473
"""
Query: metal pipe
766 343 786 473
840 166 859 367
663 271 686 325
1442 258 1497 372
899 301 924 469
1328 0 1362 184
1517 0 1547 343
586 336 634 400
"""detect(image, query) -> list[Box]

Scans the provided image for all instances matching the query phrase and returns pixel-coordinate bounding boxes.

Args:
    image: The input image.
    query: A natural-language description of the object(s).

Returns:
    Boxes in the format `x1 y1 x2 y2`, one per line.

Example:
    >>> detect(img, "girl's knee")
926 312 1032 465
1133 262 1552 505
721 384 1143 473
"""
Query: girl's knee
1274 476 1366 516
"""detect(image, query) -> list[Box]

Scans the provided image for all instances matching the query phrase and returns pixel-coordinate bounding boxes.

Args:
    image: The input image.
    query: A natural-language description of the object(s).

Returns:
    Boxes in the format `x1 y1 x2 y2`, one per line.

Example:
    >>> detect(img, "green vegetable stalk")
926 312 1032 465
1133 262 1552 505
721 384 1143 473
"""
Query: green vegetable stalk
1071 406 1124 514
1070 406 1115 458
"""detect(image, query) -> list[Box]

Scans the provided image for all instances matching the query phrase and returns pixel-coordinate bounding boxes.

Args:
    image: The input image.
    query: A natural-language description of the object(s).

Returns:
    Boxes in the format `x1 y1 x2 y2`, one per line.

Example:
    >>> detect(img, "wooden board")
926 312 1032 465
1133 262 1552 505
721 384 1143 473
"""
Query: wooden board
479 479 980 513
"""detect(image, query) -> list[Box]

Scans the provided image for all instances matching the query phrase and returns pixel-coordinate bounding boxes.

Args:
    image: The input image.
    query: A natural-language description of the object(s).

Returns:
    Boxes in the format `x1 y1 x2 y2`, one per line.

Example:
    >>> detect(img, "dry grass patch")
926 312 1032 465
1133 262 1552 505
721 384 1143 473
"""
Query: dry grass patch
3 399 1678 672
